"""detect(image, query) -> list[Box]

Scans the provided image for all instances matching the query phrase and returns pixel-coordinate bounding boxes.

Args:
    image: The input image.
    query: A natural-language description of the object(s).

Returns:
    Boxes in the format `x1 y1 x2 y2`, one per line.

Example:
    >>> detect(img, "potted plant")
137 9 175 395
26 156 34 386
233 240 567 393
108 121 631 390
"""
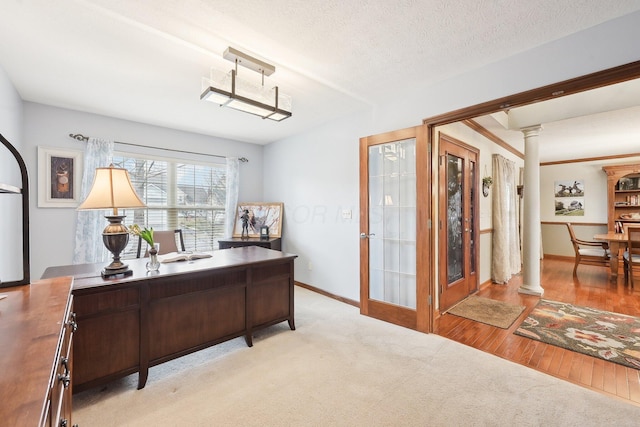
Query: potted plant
482 176 493 197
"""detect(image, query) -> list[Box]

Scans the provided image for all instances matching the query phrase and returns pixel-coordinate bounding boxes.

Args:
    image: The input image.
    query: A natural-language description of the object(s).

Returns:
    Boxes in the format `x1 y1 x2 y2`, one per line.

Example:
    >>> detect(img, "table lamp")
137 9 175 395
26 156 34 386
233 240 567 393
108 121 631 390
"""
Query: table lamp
77 164 146 278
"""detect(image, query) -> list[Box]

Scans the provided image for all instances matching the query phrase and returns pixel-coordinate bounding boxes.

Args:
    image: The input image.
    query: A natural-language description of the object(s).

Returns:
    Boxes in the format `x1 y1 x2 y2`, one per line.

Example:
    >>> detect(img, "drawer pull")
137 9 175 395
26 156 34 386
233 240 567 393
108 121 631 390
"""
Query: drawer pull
60 419 68 427
61 357 69 376
58 373 70 389
68 312 78 333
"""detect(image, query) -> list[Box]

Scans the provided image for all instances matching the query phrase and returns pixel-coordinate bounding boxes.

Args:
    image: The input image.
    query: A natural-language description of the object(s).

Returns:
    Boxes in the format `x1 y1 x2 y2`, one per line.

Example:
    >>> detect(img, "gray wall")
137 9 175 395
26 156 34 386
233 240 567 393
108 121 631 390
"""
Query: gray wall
22 103 265 279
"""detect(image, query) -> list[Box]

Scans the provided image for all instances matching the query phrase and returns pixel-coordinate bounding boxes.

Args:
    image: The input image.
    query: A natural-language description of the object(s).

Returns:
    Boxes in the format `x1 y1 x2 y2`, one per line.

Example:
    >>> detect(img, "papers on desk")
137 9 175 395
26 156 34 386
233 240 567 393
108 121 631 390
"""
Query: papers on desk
157 252 212 263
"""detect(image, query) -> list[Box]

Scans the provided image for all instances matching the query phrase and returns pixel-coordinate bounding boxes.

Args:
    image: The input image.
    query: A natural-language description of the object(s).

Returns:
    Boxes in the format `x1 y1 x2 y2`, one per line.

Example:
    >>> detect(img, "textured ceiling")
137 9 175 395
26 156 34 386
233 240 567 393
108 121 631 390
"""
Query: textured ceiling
1 0 640 155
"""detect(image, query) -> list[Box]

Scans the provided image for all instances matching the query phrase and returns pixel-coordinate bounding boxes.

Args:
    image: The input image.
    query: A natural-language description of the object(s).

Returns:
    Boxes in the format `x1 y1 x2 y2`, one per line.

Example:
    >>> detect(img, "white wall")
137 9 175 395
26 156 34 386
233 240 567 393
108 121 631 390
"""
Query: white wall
541 162 609 224
264 110 368 301
0 64 24 283
23 103 265 279
541 156 640 258
264 11 640 301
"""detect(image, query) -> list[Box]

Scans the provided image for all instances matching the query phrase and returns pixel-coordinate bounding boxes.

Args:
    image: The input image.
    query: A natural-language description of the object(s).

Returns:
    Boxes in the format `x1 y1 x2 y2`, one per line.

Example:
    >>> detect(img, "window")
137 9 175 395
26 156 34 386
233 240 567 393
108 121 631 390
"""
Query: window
112 153 227 258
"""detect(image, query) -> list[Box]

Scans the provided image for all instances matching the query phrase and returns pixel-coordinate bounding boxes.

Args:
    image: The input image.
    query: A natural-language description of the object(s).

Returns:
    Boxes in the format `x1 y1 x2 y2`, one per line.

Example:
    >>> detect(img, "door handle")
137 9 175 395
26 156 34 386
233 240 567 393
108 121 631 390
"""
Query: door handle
360 232 376 239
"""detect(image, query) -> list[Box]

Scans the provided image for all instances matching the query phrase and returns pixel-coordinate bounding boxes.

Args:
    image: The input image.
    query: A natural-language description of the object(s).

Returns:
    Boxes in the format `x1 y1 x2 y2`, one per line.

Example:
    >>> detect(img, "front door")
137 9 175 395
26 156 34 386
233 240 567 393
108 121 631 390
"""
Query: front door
438 133 479 312
359 126 431 332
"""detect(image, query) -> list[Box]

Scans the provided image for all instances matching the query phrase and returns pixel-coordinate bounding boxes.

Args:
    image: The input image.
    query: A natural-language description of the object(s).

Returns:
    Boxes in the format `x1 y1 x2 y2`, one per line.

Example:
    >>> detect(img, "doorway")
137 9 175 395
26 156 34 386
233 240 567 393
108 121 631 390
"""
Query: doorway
424 60 640 326
438 133 479 312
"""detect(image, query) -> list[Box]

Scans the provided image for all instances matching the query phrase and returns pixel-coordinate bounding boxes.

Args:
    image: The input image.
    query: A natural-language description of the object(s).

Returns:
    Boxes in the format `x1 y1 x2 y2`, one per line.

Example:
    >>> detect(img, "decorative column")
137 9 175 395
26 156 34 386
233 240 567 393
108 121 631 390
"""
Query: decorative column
519 125 544 296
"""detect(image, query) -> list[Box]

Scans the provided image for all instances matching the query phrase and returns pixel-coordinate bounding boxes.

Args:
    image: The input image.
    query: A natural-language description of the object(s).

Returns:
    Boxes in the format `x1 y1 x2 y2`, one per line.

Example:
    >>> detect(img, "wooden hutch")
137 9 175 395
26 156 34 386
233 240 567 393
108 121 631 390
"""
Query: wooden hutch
603 164 640 231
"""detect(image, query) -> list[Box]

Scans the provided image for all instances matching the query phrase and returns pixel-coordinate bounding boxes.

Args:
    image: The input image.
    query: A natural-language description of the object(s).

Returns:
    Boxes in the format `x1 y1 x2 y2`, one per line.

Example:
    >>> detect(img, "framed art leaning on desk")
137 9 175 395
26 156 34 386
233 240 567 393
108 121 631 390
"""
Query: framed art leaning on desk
233 202 283 238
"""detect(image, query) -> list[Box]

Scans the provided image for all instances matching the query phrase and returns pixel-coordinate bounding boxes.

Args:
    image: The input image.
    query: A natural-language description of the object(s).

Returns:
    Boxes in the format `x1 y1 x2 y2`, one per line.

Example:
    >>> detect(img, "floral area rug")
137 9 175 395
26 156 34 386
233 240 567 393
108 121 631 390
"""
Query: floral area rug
514 299 640 369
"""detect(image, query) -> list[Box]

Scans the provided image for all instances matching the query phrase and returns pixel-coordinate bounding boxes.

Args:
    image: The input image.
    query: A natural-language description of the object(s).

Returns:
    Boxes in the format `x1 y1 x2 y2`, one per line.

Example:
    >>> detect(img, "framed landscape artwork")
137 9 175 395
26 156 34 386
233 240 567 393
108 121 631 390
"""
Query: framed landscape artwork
233 202 283 237
554 179 585 216
38 146 83 207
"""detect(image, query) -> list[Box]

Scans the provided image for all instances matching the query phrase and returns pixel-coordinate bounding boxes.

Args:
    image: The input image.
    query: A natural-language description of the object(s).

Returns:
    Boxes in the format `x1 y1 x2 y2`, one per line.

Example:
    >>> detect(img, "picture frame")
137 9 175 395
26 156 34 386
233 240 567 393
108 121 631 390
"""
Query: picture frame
233 202 283 238
554 179 585 216
38 146 83 207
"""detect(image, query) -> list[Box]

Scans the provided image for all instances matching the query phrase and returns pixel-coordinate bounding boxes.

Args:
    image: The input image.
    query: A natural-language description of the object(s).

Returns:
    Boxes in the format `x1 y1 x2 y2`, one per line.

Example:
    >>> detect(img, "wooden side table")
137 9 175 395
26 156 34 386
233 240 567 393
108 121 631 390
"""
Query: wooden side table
218 237 281 251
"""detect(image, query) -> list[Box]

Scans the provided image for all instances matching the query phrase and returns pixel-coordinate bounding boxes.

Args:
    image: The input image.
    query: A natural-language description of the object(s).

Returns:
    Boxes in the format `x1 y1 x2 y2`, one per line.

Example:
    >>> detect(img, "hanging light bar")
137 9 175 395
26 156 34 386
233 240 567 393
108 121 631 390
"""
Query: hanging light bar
201 47 292 122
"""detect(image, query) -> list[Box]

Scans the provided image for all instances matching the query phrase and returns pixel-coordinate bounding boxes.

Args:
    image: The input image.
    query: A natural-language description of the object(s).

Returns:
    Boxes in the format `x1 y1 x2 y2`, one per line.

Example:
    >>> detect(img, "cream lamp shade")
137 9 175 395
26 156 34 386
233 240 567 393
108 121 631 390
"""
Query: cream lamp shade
78 164 145 214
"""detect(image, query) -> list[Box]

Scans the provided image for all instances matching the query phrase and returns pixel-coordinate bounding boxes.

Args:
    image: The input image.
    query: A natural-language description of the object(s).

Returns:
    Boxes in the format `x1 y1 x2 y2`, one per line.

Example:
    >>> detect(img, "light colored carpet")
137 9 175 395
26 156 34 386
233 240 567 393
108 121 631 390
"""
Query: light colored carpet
446 295 525 329
74 287 640 426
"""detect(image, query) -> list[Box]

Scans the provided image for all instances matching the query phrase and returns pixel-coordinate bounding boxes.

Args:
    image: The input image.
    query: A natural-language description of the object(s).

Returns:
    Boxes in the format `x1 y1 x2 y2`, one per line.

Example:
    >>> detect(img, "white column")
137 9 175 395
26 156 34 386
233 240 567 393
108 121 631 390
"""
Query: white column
519 125 544 296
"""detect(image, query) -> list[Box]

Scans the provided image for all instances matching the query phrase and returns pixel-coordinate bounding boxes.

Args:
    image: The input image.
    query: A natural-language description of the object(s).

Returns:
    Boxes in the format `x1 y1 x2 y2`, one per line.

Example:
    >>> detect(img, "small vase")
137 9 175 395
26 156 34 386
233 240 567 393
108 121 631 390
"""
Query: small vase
146 244 160 272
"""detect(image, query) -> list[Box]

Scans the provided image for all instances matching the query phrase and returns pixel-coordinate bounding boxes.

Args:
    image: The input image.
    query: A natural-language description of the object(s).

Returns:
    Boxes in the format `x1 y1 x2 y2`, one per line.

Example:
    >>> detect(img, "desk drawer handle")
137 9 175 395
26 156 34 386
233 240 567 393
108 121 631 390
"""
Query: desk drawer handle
61 357 69 376
58 373 70 389
67 312 78 333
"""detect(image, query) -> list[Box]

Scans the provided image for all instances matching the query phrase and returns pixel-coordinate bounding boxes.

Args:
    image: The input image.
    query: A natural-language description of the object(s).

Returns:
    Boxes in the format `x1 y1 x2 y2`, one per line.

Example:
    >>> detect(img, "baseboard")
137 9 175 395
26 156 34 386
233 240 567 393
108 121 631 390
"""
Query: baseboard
294 281 359 308
479 278 493 290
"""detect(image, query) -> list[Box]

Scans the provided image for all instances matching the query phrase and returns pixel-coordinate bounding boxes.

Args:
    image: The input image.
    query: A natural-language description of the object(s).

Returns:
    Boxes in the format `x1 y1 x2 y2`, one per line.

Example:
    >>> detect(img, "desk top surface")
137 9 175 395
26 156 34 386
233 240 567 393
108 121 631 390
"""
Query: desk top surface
42 246 297 290
219 237 281 242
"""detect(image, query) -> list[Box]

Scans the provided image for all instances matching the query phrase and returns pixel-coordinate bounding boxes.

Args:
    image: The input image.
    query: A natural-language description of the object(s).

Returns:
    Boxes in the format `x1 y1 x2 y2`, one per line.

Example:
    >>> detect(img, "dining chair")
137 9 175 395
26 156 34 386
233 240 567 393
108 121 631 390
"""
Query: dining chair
566 223 610 276
623 226 640 287
136 229 186 258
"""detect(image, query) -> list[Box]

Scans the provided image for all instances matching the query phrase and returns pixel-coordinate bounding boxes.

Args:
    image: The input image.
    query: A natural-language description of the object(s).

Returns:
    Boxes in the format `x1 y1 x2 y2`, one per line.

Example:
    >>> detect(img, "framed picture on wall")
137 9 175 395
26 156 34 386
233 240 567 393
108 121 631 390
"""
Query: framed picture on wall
554 179 585 216
38 146 83 207
233 202 283 237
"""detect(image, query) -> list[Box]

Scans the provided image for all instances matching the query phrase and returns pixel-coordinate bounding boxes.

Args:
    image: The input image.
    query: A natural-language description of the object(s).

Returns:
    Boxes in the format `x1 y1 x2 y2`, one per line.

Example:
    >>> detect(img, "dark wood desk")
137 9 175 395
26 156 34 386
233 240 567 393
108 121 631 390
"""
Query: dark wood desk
42 246 297 392
218 237 281 250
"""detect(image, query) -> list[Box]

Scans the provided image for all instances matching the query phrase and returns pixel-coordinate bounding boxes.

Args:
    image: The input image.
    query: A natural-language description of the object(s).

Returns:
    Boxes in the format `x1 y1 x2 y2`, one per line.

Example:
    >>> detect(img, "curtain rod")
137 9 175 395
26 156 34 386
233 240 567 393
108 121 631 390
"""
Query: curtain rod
68 133 248 163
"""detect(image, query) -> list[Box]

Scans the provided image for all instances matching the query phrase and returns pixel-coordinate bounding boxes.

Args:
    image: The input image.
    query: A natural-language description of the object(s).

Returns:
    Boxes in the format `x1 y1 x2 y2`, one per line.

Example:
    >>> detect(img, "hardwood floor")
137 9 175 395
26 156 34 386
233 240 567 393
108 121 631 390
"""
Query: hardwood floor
434 258 640 406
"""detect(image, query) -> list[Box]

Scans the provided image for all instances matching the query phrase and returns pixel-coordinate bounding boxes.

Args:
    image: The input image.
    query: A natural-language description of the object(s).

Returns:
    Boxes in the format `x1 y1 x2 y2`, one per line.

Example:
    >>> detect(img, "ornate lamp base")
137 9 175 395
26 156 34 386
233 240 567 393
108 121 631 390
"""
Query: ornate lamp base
101 215 133 278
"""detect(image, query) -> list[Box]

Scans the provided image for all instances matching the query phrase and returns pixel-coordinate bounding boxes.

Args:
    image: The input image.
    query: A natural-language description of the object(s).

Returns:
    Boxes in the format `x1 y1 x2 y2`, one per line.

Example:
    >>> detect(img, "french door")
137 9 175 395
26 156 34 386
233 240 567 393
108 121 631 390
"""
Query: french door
359 126 431 332
438 133 479 312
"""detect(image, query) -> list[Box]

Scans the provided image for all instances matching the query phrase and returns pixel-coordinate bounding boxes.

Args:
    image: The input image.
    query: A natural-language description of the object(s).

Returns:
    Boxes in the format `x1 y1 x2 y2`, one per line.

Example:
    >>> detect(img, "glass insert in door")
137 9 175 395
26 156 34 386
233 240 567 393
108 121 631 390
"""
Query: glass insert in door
368 139 416 309
446 154 464 283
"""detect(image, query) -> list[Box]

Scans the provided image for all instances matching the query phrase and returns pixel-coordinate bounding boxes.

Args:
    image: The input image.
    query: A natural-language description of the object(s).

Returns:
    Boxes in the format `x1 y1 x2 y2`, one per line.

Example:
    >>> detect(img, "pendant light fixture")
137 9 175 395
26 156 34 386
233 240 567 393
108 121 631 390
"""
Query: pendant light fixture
201 47 292 121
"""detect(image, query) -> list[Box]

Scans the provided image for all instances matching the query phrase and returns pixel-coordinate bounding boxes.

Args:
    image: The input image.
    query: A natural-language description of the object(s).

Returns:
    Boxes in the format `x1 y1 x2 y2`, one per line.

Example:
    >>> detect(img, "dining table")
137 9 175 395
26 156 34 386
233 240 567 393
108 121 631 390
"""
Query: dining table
593 231 628 280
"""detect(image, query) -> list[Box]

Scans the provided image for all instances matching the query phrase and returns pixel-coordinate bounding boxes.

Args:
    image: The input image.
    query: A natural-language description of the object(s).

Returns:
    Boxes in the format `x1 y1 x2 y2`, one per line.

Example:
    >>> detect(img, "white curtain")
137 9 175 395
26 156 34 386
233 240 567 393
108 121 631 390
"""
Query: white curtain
492 154 522 283
73 138 114 264
224 157 240 238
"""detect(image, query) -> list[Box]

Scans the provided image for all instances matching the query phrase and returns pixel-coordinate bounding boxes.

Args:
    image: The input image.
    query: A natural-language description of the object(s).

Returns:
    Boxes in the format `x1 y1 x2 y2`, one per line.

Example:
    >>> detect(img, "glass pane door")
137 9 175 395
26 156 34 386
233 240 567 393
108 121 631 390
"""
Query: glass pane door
368 138 416 309
438 134 479 312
